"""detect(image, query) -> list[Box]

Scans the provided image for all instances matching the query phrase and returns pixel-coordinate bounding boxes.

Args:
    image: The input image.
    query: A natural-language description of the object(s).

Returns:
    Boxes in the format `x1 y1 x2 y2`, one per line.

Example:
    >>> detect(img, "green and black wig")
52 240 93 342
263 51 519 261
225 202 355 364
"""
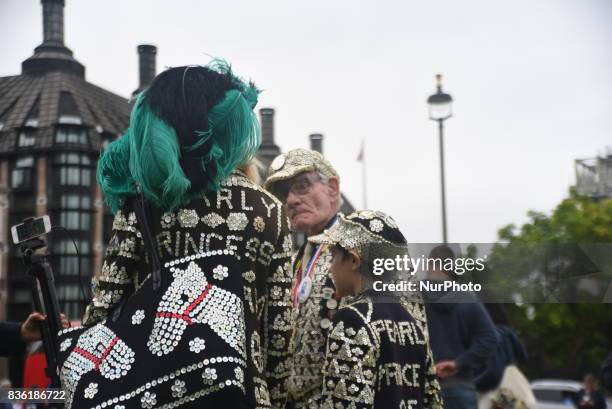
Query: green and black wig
97 59 261 213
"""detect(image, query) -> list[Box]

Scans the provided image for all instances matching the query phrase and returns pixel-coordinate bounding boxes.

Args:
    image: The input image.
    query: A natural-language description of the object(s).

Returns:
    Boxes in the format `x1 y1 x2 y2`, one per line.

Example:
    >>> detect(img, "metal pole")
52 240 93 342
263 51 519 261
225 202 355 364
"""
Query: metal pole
362 141 368 209
438 119 448 244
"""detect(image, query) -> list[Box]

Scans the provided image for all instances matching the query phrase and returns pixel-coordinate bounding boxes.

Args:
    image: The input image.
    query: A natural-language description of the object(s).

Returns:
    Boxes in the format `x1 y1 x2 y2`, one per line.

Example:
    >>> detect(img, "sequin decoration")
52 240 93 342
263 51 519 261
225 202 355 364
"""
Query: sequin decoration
171 380 187 398
270 154 285 171
60 338 72 352
105 235 120 256
234 367 244 384
382 214 398 228
140 391 156 409
178 209 199 228
148 262 246 359
189 337 206 353
84 382 98 399
270 286 282 300
271 334 285 350
369 219 384 233
347 210 377 220
61 324 135 409
310 213 405 255
226 212 248 231
160 212 176 229
131 310 145 325
99 261 131 284
112 210 138 232
202 368 218 386
253 216 265 232
201 212 225 228
282 235 293 253
242 270 256 283
212 265 229 281
286 244 334 404
250 332 264 373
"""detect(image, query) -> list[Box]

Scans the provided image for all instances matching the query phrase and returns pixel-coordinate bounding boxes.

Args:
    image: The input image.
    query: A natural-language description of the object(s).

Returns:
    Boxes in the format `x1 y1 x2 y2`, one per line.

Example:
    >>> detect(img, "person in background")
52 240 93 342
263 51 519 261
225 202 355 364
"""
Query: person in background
0 379 13 409
0 312 69 357
423 245 500 409
475 304 536 409
573 374 606 409
601 351 612 393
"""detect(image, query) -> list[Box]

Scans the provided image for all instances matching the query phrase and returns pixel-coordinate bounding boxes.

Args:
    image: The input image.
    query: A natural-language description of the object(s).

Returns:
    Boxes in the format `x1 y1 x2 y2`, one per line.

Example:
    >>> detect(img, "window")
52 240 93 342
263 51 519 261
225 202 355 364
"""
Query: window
56 194 92 231
13 289 31 303
61 194 92 209
57 285 84 320
59 210 91 230
53 153 92 187
58 115 82 125
532 389 578 404
18 129 35 147
11 156 34 190
55 126 88 145
52 239 91 276
25 118 38 127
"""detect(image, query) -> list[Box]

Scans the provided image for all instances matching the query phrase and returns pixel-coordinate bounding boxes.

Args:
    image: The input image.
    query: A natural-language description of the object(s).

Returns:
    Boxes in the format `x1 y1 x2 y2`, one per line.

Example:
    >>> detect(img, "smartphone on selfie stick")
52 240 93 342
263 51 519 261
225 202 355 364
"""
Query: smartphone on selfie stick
12 215 62 389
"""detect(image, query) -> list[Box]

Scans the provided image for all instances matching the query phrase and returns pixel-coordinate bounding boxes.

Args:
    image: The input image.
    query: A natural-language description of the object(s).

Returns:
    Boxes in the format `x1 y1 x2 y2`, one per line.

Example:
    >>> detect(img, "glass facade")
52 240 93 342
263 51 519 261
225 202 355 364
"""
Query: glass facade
55 126 88 145
10 156 34 191
48 151 94 320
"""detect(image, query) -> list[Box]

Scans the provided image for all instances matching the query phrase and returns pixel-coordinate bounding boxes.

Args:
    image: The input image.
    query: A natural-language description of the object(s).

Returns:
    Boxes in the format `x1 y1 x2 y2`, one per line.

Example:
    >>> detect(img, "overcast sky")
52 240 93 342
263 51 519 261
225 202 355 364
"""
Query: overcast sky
1 0 611 244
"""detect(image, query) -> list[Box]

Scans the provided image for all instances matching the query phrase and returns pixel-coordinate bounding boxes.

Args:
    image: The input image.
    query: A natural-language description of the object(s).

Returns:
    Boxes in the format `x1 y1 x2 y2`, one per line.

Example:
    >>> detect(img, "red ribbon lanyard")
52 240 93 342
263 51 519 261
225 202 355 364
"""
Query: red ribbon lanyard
291 244 325 308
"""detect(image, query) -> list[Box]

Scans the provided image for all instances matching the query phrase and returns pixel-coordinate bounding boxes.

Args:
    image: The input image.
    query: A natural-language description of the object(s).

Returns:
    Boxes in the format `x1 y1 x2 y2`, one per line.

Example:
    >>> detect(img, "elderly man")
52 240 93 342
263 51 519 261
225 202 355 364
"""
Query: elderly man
264 149 344 408
264 149 437 409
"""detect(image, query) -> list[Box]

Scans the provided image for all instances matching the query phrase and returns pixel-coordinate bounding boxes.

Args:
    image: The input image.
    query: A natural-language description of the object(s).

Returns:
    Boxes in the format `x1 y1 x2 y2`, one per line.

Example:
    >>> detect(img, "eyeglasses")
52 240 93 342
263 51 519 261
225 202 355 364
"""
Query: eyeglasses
274 173 324 203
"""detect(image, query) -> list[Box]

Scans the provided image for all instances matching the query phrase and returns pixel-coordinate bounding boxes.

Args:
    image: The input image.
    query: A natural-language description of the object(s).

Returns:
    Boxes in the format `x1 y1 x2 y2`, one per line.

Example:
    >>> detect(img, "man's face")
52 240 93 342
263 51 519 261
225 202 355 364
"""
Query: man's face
274 171 338 234
584 376 595 391
329 246 358 298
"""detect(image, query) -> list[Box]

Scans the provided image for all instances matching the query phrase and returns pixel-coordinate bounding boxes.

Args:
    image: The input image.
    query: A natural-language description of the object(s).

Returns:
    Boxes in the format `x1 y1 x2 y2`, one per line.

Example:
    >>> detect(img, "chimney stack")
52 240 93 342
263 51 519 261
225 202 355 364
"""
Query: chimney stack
138 45 157 90
41 0 65 46
260 108 275 145
256 108 281 171
309 133 323 154
22 0 85 77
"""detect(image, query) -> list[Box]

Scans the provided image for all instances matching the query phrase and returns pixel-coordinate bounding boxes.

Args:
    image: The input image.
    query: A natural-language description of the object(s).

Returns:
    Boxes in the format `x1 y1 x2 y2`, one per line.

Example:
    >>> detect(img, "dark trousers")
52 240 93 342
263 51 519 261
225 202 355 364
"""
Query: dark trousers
441 387 478 409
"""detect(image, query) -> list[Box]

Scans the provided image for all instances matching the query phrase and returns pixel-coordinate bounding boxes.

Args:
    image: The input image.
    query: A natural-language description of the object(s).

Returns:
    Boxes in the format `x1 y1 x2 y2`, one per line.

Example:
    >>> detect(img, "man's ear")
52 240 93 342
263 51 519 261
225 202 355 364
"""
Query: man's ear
326 176 340 202
349 250 361 272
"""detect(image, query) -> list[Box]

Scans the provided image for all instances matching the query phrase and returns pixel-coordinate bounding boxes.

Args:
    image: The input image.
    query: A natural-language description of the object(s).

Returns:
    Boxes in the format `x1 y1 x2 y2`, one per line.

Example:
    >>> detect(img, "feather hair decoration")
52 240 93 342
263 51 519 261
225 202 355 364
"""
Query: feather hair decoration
97 59 262 213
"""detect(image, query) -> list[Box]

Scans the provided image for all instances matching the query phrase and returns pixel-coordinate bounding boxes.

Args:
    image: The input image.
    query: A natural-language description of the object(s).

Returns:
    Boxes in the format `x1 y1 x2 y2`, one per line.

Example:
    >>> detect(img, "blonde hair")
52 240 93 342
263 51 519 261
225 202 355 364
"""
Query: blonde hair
239 158 264 185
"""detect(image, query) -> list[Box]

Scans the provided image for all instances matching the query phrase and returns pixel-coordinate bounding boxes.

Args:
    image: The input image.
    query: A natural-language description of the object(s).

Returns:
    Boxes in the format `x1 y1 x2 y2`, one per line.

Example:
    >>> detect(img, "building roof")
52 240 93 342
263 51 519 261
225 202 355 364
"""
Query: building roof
0 72 130 154
0 0 130 156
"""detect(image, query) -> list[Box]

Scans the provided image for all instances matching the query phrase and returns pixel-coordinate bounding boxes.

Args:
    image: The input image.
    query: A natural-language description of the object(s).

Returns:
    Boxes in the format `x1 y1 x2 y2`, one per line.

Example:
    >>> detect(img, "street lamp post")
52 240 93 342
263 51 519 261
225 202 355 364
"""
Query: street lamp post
427 74 453 244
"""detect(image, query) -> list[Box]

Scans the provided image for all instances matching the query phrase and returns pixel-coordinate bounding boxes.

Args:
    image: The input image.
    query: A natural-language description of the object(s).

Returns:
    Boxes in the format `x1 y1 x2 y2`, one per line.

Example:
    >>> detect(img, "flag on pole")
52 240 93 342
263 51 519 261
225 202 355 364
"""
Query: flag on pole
358 140 367 208
357 141 364 162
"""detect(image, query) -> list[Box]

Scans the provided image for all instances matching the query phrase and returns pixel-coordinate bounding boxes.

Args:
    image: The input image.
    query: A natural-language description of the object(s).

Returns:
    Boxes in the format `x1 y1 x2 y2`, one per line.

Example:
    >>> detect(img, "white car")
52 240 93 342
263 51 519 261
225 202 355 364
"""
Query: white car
530 379 611 409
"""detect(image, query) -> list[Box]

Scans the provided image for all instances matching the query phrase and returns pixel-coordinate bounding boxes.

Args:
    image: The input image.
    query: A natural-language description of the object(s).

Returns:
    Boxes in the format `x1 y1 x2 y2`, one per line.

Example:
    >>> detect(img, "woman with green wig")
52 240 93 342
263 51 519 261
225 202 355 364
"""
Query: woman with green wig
57 61 294 409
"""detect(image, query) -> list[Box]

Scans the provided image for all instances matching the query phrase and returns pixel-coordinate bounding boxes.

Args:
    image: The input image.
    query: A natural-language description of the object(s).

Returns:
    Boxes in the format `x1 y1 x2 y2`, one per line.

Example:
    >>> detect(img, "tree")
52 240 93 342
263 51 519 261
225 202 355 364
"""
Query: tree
484 191 612 379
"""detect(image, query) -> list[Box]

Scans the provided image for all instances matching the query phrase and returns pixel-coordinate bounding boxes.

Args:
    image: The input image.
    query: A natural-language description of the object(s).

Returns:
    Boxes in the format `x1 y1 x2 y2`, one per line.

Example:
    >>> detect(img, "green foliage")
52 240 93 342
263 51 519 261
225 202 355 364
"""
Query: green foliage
488 192 612 379
499 190 612 243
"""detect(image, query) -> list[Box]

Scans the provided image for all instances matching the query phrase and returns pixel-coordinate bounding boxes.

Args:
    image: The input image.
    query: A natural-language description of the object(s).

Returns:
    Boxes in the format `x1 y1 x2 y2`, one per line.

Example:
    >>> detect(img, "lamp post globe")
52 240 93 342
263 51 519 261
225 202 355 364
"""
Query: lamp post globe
427 74 453 244
427 74 453 120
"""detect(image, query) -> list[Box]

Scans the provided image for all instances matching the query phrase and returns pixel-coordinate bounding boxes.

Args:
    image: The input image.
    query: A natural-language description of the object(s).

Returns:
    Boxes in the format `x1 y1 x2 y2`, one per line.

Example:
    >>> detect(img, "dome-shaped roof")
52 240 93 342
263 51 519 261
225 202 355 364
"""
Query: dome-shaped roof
0 72 130 154
0 0 130 155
